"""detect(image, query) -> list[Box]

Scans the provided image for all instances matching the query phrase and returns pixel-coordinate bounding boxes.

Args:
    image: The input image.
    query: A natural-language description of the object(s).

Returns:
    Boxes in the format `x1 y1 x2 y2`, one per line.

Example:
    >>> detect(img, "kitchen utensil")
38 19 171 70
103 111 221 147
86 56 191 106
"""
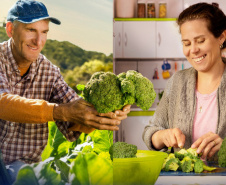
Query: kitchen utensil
113 150 167 185
153 68 159 79
162 60 171 70
162 70 170 79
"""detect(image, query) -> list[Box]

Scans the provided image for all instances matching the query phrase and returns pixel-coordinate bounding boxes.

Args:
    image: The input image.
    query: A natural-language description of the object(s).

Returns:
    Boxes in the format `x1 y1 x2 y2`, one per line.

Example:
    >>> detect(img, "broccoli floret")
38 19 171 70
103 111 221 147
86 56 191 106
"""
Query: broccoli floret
175 148 188 160
162 153 176 169
194 158 204 173
81 70 156 113
164 158 180 172
83 72 124 113
119 70 156 111
109 142 137 160
182 160 194 173
187 148 198 157
218 137 226 168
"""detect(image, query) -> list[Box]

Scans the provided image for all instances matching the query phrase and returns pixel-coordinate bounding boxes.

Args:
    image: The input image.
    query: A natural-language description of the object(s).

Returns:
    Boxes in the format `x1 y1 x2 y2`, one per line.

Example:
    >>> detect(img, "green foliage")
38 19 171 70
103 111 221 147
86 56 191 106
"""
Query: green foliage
218 137 226 167
0 27 8 43
15 123 113 185
65 60 113 93
109 142 137 160
41 40 113 71
82 70 156 113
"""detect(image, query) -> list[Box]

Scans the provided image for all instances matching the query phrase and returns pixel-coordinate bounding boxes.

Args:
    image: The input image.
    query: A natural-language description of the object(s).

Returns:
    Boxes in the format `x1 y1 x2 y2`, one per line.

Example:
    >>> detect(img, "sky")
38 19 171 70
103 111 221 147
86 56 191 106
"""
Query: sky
0 0 113 55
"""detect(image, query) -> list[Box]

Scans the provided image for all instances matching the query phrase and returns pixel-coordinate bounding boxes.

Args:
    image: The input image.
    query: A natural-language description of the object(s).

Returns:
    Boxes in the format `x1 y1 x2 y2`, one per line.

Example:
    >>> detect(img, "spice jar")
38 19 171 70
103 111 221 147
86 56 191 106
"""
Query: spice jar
159 2 167 18
137 1 146 18
147 1 155 18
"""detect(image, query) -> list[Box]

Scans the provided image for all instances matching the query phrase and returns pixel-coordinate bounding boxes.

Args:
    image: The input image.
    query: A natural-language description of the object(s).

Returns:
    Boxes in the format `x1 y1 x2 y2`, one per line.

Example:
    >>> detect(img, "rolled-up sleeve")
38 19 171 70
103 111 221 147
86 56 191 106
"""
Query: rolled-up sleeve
142 74 174 151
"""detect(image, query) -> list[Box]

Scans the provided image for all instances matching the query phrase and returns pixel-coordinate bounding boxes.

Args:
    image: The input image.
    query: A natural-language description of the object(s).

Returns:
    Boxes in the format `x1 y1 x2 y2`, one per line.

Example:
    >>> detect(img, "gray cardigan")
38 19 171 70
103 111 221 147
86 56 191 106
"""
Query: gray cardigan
143 67 226 154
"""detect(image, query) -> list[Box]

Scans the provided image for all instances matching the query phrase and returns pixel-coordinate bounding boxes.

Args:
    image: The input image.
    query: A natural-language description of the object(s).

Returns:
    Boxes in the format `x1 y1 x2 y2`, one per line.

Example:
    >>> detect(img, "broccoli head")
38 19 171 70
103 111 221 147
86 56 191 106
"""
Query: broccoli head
109 142 137 160
218 137 226 168
83 72 124 113
164 158 180 172
118 70 156 111
81 70 156 113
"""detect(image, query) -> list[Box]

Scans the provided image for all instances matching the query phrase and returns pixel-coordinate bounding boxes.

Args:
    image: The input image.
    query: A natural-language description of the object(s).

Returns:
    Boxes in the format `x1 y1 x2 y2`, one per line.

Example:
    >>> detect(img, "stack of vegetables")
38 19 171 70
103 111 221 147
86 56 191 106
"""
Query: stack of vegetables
162 148 216 173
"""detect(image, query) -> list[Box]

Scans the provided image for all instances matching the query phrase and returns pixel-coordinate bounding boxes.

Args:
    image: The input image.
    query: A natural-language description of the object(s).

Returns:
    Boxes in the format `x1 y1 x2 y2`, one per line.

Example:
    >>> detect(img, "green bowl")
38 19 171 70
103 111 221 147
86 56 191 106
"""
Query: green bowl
113 150 168 185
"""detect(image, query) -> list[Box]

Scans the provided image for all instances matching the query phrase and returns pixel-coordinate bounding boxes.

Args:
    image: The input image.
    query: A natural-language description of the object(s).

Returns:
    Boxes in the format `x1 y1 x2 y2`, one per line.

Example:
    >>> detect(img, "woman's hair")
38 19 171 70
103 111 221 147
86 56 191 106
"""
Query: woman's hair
177 3 226 49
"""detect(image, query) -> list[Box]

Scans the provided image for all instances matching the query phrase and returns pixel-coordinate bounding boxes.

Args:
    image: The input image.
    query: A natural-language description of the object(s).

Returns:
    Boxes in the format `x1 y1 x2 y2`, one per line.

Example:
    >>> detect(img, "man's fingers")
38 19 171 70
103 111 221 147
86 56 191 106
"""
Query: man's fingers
84 120 119 131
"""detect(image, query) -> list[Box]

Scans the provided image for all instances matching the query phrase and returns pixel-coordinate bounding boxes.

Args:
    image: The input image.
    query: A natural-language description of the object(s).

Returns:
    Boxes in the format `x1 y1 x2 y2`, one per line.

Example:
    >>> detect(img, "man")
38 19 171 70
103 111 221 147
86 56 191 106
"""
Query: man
0 0 130 182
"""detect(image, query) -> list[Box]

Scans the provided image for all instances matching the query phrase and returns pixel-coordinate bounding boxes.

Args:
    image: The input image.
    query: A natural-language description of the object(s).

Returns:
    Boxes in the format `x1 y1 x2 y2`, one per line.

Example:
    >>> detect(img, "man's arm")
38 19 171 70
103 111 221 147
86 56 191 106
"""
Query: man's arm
0 93 55 123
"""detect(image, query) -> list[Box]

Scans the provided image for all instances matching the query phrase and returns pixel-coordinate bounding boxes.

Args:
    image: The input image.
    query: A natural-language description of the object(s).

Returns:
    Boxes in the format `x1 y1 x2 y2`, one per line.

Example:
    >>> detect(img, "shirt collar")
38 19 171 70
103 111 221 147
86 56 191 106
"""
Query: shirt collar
7 38 44 79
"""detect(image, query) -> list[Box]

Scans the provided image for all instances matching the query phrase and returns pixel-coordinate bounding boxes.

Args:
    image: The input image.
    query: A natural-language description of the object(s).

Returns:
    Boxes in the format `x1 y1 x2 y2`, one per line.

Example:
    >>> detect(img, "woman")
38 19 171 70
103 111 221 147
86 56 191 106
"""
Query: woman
143 3 226 161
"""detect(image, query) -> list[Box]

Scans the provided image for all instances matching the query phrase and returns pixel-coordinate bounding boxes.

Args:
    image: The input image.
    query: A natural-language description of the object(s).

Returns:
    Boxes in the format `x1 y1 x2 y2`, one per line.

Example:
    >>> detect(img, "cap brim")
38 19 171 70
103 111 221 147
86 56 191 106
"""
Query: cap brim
17 16 61 25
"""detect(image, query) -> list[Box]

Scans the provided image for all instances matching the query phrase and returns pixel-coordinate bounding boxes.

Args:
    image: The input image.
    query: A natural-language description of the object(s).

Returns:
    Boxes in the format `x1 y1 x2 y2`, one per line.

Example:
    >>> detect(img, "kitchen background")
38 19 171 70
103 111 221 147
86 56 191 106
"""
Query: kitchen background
113 0 226 149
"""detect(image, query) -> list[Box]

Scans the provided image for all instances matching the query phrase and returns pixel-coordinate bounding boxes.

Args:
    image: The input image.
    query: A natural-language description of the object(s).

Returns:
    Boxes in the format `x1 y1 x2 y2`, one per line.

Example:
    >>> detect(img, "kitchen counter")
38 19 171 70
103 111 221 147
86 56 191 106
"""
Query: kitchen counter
155 176 226 185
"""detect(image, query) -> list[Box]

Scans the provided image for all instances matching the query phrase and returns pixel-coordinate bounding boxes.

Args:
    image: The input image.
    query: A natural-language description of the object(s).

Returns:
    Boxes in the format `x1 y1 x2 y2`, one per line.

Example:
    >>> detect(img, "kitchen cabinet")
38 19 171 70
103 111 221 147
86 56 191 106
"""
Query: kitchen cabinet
113 21 156 58
156 21 184 58
113 21 123 58
123 21 156 58
113 20 185 59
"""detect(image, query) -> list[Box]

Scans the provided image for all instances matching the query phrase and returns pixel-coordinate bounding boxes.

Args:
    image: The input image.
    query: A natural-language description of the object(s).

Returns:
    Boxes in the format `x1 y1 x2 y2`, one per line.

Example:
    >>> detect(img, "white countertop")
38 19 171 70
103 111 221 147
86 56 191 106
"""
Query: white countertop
155 176 226 185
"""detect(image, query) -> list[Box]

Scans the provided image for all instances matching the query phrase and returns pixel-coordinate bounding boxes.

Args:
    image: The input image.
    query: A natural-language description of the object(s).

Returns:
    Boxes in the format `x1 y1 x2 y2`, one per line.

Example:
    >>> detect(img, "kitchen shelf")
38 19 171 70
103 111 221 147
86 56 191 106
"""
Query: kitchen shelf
128 111 155 117
114 18 177 21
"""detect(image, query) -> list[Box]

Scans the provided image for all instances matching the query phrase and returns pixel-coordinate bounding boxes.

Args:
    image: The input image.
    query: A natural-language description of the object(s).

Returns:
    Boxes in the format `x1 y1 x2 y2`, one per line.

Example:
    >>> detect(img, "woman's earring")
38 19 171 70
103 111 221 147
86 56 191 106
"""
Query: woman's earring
220 44 223 49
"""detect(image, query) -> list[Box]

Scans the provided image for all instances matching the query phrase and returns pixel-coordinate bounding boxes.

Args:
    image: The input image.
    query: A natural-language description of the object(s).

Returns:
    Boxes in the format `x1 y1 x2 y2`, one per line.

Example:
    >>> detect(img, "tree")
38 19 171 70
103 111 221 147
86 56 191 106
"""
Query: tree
64 60 113 93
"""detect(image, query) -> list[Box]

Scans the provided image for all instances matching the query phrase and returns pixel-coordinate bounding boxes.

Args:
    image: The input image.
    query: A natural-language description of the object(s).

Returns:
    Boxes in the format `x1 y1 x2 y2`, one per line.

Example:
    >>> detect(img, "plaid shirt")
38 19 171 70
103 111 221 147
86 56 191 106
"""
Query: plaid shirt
0 39 81 165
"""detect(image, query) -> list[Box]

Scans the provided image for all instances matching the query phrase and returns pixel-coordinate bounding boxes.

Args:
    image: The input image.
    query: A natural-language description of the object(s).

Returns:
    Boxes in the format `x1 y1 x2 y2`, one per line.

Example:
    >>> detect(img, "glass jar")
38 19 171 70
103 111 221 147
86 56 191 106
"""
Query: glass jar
147 1 155 18
159 2 167 18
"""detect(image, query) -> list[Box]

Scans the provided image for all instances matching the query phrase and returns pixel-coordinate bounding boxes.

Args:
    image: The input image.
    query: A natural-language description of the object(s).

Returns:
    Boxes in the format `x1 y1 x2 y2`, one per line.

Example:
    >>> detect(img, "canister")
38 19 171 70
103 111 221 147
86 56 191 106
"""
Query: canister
159 2 167 18
147 2 155 18
137 3 146 18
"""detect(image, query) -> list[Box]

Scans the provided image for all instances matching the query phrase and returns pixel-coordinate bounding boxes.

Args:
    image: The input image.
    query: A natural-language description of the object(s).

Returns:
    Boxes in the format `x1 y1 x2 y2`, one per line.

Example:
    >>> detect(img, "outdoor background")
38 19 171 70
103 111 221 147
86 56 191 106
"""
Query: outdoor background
0 0 113 92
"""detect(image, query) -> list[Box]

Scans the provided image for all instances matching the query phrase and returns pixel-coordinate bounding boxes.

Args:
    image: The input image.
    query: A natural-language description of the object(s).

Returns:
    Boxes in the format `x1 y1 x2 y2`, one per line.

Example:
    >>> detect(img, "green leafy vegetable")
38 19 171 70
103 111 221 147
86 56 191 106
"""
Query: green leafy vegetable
109 142 137 160
162 148 216 173
79 70 156 113
218 137 226 168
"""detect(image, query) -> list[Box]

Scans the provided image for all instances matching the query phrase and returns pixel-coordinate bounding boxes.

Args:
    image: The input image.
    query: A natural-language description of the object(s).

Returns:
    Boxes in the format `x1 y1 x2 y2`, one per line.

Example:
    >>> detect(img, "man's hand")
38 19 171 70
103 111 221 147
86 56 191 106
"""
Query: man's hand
191 132 223 159
152 128 186 150
53 98 131 131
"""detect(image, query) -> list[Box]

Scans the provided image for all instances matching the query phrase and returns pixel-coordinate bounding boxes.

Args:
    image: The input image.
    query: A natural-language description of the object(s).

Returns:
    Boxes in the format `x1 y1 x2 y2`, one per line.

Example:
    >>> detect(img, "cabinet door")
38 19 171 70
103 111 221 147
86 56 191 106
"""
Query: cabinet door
123 21 156 58
156 21 184 58
113 21 123 58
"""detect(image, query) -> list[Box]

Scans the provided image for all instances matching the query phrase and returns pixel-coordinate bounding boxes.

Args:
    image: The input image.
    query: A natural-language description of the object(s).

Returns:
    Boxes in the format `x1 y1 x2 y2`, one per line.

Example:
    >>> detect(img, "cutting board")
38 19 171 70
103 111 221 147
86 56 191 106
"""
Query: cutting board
160 167 226 176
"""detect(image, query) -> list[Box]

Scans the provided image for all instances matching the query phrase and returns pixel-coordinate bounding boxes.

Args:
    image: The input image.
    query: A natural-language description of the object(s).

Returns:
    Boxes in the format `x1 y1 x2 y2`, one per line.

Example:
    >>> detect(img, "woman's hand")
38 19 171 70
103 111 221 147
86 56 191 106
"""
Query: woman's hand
191 132 223 159
152 128 186 150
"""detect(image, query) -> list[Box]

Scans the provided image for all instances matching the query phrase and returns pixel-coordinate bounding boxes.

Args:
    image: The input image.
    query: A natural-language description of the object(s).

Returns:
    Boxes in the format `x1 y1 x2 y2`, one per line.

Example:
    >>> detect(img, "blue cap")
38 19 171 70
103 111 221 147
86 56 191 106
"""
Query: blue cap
7 0 61 25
